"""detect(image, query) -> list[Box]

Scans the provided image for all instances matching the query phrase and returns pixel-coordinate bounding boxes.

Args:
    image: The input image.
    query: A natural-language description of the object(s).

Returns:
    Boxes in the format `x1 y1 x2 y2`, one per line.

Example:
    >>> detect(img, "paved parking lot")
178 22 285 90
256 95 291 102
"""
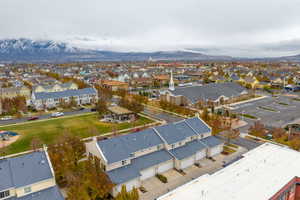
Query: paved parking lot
231 95 300 129
139 147 247 200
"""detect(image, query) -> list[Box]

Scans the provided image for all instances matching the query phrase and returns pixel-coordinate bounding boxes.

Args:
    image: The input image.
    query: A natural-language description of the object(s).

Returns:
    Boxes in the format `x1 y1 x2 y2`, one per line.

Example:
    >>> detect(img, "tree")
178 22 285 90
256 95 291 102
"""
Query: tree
115 185 139 200
289 138 300 151
30 137 42 151
223 129 240 144
248 121 266 138
95 99 108 117
271 127 286 139
48 131 85 186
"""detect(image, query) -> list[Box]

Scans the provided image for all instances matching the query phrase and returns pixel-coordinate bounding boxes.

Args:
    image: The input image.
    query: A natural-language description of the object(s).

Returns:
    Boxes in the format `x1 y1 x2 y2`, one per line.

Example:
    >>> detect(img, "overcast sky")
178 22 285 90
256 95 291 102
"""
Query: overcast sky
1 0 300 56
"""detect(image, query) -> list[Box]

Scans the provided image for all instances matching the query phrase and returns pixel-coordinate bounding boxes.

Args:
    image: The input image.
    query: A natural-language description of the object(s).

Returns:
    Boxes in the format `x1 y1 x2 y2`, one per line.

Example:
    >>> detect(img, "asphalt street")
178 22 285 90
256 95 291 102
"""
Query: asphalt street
0 108 93 126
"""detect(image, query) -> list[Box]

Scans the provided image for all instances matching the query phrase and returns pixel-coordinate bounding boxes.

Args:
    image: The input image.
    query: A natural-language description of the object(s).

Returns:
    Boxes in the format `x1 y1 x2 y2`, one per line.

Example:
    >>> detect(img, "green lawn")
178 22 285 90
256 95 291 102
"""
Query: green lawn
1 113 153 155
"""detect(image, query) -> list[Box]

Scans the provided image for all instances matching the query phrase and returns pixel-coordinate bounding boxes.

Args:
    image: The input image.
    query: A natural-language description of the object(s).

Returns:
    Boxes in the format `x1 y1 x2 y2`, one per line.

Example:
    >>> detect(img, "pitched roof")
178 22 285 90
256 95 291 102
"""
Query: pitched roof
8 186 64 200
98 129 164 164
98 117 211 164
201 136 223 147
170 140 206 160
107 150 173 184
34 88 97 100
0 151 53 191
168 82 247 103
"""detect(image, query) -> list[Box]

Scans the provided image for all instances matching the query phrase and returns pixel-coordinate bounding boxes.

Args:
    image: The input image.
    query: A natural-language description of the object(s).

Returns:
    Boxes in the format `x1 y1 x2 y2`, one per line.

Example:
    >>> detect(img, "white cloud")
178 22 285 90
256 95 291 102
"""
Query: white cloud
1 0 300 55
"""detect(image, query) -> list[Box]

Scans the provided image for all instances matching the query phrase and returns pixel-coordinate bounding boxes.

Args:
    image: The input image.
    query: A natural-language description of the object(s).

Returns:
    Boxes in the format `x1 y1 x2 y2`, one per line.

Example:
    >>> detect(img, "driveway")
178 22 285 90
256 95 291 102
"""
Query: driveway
140 147 247 200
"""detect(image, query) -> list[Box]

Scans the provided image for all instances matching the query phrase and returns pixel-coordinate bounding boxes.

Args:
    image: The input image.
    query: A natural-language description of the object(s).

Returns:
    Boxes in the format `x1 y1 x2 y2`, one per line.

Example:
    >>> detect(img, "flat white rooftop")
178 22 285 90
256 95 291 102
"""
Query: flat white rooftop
158 143 300 200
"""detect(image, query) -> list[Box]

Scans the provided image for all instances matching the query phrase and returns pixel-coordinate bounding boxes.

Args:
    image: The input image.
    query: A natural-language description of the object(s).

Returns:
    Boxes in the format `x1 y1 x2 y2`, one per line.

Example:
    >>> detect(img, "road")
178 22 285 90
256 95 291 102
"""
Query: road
0 108 93 126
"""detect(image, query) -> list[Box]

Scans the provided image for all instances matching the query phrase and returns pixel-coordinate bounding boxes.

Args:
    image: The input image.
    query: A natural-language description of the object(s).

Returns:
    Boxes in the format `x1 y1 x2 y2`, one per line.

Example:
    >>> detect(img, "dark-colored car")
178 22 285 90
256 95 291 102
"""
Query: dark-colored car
28 116 39 121
91 108 97 112
78 107 85 111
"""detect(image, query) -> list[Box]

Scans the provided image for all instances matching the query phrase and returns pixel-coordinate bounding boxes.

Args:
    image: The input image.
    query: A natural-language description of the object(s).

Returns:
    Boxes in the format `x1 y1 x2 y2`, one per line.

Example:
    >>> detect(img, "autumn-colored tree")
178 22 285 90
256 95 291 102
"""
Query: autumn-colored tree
30 137 42 151
248 121 267 138
115 185 139 200
95 98 108 117
223 129 240 144
271 127 286 139
48 131 85 186
289 138 300 151
95 84 113 101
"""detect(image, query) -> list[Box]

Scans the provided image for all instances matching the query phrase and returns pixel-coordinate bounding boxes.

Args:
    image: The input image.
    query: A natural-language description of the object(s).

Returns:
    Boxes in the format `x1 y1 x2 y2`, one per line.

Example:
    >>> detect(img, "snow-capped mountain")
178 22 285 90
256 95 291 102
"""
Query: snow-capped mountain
0 38 233 63
0 38 80 54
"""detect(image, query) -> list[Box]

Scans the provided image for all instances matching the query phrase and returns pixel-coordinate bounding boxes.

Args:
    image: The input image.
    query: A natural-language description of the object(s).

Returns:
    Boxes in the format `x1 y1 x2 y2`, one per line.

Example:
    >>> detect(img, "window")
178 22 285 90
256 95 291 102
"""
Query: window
171 144 175 149
122 160 127 165
24 187 31 194
0 190 10 199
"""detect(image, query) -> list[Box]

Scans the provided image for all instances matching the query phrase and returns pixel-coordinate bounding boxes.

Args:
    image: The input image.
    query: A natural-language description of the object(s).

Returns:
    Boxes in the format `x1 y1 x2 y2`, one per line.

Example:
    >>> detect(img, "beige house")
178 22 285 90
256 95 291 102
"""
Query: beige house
86 117 224 196
0 86 31 104
0 149 64 200
33 82 78 93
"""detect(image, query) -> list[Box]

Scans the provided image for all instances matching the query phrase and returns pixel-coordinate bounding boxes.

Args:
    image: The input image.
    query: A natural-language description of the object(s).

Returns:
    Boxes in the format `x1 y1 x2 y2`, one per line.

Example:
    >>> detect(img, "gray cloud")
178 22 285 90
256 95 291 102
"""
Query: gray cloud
1 0 300 55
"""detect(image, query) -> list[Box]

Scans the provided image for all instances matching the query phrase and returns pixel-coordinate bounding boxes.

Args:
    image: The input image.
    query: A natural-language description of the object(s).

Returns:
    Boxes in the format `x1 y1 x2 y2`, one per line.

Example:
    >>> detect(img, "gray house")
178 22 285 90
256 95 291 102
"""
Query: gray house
160 82 248 106
86 117 224 195
0 150 64 200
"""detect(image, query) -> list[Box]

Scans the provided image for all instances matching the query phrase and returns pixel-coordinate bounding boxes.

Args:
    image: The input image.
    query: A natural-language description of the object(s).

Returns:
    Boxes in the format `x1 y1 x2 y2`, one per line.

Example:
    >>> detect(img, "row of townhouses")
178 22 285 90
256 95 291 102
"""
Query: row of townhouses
0 149 64 200
31 87 98 110
86 116 224 196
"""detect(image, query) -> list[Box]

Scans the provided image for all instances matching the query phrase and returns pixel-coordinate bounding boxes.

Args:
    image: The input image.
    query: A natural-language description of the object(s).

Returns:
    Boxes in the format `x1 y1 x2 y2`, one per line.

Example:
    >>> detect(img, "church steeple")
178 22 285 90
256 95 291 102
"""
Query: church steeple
169 70 175 91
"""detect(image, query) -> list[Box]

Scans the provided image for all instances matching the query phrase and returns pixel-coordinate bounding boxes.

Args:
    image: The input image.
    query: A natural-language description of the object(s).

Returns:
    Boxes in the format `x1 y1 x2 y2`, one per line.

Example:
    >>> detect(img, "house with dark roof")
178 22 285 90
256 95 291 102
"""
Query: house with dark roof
160 81 248 106
0 149 64 200
31 88 98 110
86 116 224 196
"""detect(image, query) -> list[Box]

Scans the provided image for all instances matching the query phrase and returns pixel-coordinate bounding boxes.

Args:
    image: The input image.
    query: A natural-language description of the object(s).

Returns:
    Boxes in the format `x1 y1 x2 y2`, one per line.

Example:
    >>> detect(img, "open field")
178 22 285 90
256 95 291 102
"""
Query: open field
0 113 153 155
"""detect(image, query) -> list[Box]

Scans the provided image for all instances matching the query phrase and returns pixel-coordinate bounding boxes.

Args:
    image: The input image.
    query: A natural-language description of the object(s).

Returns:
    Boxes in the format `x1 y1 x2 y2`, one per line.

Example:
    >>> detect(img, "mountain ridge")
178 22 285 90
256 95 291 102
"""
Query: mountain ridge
1 38 300 63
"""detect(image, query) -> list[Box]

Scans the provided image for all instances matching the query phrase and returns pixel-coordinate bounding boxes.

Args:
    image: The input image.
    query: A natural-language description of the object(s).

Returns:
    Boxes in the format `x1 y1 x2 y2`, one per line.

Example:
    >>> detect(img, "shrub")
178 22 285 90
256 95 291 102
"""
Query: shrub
156 174 168 183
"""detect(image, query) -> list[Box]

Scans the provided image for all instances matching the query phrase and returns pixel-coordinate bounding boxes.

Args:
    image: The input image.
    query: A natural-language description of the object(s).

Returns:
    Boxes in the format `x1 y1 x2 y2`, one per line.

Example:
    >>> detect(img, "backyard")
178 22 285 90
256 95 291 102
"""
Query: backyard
0 113 153 155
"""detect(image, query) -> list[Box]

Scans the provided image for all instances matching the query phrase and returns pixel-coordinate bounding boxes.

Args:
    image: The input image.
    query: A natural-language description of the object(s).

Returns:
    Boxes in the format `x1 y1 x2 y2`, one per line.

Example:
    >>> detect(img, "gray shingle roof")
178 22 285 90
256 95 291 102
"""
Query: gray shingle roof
8 186 64 200
170 140 206 160
98 117 211 164
154 124 187 145
34 88 97 100
185 117 211 135
107 150 173 184
169 82 247 103
200 136 223 147
98 129 164 164
0 151 54 191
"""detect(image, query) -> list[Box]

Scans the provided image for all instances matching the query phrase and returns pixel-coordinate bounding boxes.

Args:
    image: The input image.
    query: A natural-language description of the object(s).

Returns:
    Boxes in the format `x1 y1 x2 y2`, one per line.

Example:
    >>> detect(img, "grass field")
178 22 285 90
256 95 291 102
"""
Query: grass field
0 113 153 155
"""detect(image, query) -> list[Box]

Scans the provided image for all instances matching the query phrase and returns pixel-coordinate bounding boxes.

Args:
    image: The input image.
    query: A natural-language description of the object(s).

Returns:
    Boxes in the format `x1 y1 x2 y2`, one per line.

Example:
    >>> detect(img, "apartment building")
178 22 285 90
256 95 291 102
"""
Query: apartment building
86 116 224 196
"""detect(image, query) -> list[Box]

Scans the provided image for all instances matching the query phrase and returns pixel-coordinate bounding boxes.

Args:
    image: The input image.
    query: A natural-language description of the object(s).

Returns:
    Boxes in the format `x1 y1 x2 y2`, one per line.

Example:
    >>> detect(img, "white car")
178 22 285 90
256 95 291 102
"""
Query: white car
51 112 64 118
0 116 13 121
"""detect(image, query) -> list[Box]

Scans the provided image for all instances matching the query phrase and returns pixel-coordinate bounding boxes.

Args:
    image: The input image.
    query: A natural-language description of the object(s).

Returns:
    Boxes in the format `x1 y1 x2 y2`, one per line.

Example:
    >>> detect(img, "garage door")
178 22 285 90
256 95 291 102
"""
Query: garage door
116 178 140 193
141 167 156 180
181 156 195 169
210 145 223 157
195 150 206 161
157 160 173 173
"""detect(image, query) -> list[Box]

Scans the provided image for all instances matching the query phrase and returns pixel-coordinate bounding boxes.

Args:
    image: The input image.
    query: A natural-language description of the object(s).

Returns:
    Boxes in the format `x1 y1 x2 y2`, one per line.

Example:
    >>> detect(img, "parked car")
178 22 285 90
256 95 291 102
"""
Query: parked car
0 116 13 121
91 108 97 112
51 112 64 118
77 107 85 111
28 116 39 121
